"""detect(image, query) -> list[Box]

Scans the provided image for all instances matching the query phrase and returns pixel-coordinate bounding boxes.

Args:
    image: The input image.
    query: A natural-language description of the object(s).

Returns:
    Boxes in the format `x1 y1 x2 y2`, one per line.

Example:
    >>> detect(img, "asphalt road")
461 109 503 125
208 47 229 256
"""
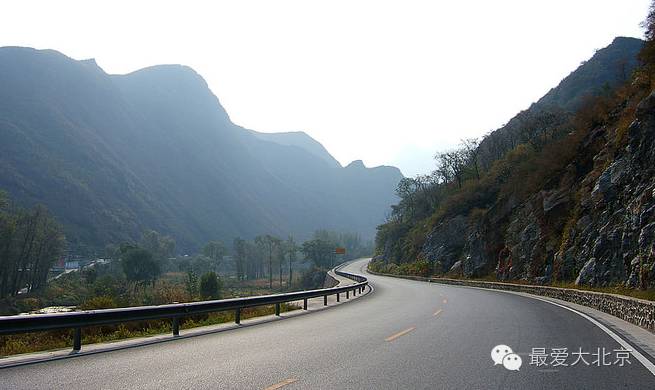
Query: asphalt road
3 258 655 389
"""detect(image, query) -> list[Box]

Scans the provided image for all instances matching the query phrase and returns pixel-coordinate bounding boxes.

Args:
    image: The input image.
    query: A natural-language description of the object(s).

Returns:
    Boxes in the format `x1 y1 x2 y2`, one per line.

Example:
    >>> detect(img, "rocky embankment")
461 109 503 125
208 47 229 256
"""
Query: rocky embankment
416 91 655 288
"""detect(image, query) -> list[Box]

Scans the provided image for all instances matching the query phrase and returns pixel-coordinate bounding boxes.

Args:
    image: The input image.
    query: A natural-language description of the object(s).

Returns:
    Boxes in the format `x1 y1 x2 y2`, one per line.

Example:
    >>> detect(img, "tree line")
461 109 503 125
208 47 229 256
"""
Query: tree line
102 229 370 298
233 230 370 288
0 183 372 304
0 192 65 298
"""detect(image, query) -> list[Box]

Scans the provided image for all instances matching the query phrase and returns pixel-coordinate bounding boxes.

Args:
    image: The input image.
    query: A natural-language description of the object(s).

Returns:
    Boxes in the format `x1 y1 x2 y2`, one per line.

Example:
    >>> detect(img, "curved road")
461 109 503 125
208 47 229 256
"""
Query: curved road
3 258 655 389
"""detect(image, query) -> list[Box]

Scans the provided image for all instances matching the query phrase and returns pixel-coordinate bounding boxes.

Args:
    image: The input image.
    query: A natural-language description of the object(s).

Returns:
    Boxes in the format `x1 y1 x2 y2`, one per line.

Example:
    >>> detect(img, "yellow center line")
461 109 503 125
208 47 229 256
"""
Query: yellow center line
433 309 443 317
263 378 298 390
385 326 416 342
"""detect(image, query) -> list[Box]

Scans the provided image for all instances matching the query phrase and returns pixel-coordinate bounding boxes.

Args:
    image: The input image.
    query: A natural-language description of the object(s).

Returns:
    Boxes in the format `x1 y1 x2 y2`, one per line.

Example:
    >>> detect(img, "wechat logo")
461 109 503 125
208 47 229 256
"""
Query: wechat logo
491 344 522 371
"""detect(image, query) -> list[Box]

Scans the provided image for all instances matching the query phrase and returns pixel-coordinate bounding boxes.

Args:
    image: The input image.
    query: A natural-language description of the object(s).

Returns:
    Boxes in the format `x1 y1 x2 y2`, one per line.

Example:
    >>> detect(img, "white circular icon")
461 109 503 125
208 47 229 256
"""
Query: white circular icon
491 344 513 365
502 353 522 371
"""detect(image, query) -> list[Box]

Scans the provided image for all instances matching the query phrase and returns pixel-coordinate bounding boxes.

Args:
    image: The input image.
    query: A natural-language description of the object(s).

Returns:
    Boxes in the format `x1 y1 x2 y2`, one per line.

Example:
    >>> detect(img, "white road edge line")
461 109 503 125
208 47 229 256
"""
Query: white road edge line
528 294 655 377
369 263 655 376
443 283 655 377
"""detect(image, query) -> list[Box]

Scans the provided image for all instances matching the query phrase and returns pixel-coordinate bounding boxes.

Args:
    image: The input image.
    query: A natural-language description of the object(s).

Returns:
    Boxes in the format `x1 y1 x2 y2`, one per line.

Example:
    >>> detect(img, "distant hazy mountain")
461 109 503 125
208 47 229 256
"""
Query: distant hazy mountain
0 47 402 252
247 129 342 168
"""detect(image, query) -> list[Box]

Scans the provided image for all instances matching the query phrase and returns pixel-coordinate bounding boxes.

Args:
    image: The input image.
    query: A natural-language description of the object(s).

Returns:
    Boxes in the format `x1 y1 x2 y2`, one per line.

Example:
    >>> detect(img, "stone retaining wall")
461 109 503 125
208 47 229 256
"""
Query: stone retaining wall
368 270 655 332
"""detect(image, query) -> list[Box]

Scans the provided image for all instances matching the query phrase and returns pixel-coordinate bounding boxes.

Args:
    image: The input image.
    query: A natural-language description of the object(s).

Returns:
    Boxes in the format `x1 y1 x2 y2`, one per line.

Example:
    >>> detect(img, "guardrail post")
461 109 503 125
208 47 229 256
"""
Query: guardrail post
303 298 308 310
346 290 350 299
172 317 180 336
275 303 281 316
73 327 82 352
336 292 340 302
353 288 357 296
235 308 241 324
324 295 328 306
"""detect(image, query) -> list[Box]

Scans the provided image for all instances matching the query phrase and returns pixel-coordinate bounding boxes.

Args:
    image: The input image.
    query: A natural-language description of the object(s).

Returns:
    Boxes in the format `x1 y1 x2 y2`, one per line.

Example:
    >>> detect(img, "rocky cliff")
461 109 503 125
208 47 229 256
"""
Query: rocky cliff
418 89 655 287
374 36 655 289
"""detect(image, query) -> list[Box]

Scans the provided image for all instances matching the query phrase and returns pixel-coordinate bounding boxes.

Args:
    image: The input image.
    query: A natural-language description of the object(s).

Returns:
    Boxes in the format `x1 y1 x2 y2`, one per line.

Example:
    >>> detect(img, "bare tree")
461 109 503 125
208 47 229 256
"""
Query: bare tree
255 235 281 289
462 138 481 180
203 240 226 273
233 238 246 280
285 236 297 286
0 202 65 298
435 149 468 189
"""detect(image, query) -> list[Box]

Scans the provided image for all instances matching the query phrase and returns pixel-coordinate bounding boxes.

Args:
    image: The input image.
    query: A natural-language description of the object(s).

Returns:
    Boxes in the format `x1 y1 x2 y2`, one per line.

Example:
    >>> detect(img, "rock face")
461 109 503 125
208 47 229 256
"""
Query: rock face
422 215 467 273
421 215 491 277
564 92 655 288
419 91 655 287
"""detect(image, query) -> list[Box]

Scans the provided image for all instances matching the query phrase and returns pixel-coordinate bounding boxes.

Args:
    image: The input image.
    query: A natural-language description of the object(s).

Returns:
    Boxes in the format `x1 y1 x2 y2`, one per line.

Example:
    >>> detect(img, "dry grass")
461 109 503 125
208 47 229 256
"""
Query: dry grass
0 303 298 357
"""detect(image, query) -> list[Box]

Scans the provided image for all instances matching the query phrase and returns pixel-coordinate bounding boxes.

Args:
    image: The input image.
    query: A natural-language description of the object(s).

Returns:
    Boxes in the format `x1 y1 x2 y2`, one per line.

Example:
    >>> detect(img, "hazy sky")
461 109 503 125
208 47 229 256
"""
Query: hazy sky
0 1 650 176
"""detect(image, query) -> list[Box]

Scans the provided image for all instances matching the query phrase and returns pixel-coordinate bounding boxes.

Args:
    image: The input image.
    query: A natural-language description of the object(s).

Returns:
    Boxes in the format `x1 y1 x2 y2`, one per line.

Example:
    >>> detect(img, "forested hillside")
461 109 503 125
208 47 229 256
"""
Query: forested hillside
373 35 655 290
0 48 402 252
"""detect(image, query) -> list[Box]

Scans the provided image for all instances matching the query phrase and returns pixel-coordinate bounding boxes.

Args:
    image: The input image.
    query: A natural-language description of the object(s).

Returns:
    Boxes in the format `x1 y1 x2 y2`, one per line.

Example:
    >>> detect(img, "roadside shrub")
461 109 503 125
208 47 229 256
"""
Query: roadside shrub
199 272 221 299
153 281 191 304
369 259 431 277
298 267 328 290
79 296 117 310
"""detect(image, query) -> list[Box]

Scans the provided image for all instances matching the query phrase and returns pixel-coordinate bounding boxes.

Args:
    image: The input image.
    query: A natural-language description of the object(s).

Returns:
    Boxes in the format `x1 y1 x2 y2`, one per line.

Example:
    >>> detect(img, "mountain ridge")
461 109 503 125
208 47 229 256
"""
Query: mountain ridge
537 36 644 110
0 47 403 252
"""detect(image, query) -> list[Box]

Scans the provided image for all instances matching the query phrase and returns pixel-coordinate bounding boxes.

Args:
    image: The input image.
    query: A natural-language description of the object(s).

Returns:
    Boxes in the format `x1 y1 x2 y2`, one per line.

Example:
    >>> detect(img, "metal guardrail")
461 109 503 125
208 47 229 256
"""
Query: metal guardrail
0 266 368 352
